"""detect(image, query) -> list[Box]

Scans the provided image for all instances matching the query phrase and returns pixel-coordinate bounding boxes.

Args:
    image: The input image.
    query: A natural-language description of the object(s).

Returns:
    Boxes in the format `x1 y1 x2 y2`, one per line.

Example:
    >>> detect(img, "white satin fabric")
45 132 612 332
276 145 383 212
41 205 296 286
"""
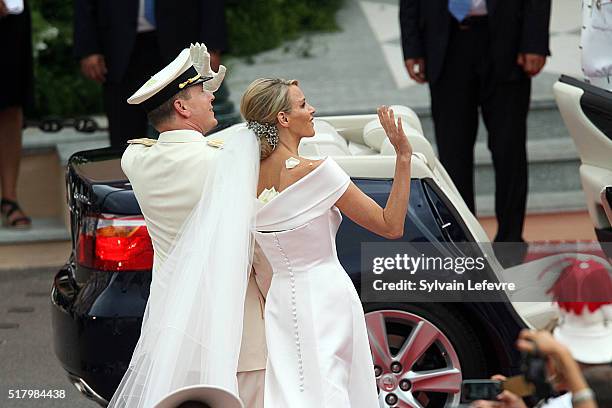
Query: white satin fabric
255 158 379 407
109 126 259 408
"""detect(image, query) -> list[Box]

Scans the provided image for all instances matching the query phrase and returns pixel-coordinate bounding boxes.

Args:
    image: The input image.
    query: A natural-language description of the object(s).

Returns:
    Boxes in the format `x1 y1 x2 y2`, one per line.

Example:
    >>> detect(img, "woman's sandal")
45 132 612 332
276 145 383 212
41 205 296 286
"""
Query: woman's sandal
1 198 32 229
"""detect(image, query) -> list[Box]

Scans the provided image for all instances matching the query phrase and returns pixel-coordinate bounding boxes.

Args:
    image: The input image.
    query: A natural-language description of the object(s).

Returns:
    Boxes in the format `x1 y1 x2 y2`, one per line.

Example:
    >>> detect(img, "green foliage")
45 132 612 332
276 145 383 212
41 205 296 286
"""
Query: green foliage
227 0 343 56
29 0 343 117
29 0 103 118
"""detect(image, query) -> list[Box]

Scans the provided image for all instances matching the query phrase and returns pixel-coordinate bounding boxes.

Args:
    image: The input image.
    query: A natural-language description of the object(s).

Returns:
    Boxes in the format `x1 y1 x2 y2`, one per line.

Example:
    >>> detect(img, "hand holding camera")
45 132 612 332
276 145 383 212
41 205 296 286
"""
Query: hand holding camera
516 329 565 359
466 329 597 408
516 330 596 408
468 374 528 408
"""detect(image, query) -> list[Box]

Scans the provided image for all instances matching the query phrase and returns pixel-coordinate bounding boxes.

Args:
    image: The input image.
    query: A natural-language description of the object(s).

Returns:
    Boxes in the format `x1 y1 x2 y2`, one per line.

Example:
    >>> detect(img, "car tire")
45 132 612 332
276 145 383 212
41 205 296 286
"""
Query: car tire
363 302 488 407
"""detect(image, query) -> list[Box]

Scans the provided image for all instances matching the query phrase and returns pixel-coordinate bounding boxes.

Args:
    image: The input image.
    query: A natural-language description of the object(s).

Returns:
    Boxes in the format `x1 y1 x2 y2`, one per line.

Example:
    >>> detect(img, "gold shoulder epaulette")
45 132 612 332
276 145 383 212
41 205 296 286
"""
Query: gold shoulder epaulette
127 138 158 147
206 138 224 149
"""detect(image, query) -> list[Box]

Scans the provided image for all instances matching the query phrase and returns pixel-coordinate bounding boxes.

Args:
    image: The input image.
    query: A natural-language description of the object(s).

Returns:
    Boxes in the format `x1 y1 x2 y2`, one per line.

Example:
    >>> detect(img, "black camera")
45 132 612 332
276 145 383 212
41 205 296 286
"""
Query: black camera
461 350 556 403
520 350 554 401
461 380 503 402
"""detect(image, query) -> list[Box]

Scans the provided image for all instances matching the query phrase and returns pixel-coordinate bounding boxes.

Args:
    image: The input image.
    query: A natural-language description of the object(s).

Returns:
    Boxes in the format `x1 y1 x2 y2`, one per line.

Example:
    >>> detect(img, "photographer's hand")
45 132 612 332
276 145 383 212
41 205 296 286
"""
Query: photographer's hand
517 330 597 408
471 391 528 408
516 329 561 356
470 375 528 408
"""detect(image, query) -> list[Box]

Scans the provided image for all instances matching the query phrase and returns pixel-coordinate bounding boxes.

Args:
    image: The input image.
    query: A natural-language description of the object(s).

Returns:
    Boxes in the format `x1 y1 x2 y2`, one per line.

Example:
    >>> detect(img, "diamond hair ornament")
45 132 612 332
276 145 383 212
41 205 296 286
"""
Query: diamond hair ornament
247 121 279 150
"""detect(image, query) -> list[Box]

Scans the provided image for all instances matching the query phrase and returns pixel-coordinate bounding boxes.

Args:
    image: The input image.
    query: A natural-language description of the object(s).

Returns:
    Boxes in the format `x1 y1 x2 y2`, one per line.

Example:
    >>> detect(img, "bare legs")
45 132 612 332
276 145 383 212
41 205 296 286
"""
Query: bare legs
0 106 30 227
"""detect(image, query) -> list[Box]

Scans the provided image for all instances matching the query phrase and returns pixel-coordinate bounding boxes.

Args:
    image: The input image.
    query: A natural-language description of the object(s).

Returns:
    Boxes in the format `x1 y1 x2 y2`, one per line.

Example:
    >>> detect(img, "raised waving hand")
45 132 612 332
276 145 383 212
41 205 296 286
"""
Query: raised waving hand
377 105 413 158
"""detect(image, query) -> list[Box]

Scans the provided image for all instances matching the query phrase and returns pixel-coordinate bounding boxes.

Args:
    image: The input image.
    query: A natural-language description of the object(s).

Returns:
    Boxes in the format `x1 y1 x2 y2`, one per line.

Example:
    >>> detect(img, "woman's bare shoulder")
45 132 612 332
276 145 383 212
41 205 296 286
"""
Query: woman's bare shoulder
278 157 325 191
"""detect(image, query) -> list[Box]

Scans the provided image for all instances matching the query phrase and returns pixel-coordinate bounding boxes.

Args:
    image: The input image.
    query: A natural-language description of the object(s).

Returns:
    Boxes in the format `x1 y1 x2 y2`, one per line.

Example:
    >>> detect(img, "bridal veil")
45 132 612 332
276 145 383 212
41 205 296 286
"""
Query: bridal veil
109 125 259 407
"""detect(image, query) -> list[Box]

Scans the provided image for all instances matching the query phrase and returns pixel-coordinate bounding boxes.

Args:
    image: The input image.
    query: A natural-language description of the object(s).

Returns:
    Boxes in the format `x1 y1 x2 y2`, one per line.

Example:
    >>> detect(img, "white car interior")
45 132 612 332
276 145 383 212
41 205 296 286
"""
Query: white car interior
554 81 612 233
544 79 612 327
300 105 559 329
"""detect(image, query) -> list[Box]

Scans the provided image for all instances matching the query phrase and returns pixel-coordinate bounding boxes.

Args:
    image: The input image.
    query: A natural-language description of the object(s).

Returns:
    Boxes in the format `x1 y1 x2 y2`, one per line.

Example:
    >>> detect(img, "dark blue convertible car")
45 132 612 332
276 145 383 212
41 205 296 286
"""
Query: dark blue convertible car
52 106 544 407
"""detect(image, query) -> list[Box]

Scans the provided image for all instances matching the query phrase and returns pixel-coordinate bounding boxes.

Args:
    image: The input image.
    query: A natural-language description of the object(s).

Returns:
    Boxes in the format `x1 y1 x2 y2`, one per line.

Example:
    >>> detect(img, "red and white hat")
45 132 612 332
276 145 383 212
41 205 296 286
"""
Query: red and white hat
548 257 612 364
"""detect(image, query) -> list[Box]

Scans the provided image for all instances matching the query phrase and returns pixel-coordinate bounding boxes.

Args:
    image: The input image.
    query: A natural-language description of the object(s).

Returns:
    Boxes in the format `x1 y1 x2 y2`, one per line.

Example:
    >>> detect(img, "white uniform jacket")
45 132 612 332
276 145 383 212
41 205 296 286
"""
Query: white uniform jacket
121 129 269 373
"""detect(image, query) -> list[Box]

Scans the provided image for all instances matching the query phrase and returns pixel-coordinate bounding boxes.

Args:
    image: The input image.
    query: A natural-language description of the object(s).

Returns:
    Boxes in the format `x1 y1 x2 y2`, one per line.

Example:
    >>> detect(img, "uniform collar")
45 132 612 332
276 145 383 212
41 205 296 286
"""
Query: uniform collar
157 129 205 143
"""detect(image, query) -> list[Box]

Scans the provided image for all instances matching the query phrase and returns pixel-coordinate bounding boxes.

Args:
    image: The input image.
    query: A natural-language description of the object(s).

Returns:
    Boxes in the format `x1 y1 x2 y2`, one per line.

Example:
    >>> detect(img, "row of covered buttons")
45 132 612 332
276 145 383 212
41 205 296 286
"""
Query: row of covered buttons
273 234 305 392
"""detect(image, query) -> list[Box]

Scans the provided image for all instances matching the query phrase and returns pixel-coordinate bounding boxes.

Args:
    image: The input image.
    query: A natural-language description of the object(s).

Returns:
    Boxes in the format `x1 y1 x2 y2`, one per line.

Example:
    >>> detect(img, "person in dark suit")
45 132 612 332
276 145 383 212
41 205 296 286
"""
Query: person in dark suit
74 0 227 148
400 0 551 248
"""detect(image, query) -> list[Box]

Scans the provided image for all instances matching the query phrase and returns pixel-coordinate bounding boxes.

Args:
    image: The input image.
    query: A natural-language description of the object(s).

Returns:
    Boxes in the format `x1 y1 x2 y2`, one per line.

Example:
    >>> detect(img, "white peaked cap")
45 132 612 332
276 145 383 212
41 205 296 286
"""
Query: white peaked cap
127 43 226 112
154 385 243 408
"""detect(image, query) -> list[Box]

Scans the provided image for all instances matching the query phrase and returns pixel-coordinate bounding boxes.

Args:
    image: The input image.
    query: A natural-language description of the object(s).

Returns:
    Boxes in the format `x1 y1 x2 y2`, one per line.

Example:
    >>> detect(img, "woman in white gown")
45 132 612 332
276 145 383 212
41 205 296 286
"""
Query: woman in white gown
240 78 413 407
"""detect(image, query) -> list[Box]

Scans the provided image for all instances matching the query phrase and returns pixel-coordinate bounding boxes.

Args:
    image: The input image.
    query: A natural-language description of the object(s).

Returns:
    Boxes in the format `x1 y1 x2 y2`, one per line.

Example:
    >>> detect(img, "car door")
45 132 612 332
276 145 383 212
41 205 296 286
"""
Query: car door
554 75 612 259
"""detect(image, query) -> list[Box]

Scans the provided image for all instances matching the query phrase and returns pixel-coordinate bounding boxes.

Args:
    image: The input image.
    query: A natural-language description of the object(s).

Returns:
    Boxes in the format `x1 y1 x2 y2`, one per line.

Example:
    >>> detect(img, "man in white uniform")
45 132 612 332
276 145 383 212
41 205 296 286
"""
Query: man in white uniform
581 0 612 90
121 44 267 408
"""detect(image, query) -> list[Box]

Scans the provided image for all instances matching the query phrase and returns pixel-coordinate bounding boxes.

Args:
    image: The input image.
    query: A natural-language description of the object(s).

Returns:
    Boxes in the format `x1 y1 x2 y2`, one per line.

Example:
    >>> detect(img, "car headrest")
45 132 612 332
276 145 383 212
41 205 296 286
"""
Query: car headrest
313 118 338 135
389 105 424 135
363 105 424 152
378 127 437 171
299 119 351 157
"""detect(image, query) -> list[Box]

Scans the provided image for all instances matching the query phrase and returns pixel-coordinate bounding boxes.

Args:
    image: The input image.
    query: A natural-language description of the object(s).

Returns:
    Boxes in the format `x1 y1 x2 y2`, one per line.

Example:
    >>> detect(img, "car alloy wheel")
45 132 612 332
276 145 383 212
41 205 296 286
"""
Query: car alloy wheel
365 310 462 407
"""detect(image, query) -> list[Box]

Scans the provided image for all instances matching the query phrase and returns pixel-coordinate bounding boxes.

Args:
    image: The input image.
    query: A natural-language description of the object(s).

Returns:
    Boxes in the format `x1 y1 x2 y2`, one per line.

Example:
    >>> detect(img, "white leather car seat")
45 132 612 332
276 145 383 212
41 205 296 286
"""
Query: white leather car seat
362 105 425 150
300 105 427 159
348 141 378 156
379 132 437 170
299 119 352 157
363 116 437 171
390 104 424 135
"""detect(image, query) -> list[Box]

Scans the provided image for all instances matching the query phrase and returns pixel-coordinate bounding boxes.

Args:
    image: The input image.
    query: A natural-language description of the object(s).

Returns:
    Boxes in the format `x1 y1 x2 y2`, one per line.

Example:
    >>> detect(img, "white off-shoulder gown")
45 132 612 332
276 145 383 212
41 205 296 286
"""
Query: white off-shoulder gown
254 158 379 408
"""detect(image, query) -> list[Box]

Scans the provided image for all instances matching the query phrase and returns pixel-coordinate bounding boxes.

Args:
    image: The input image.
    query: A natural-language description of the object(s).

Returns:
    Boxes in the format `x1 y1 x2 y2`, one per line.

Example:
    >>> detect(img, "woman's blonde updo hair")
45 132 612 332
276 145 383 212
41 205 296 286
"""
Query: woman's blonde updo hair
240 78 299 160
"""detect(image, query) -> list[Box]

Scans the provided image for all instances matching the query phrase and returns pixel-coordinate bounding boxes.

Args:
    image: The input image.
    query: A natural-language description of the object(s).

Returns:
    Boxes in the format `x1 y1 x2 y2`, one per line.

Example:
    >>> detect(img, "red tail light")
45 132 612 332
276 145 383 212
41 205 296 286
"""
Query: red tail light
77 214 154 271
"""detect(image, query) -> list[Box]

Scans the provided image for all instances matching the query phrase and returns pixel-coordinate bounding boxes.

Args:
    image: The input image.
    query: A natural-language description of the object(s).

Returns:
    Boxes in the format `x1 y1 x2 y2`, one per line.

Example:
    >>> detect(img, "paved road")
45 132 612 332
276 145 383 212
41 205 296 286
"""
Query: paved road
0 267 98 408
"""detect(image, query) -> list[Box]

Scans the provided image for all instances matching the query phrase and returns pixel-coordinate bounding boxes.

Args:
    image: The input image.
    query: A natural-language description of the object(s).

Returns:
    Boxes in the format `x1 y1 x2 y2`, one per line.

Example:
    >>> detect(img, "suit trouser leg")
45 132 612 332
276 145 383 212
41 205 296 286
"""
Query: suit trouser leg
237 369 265 408
429 29 481 213
480 78 530 242
103 32 164 148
